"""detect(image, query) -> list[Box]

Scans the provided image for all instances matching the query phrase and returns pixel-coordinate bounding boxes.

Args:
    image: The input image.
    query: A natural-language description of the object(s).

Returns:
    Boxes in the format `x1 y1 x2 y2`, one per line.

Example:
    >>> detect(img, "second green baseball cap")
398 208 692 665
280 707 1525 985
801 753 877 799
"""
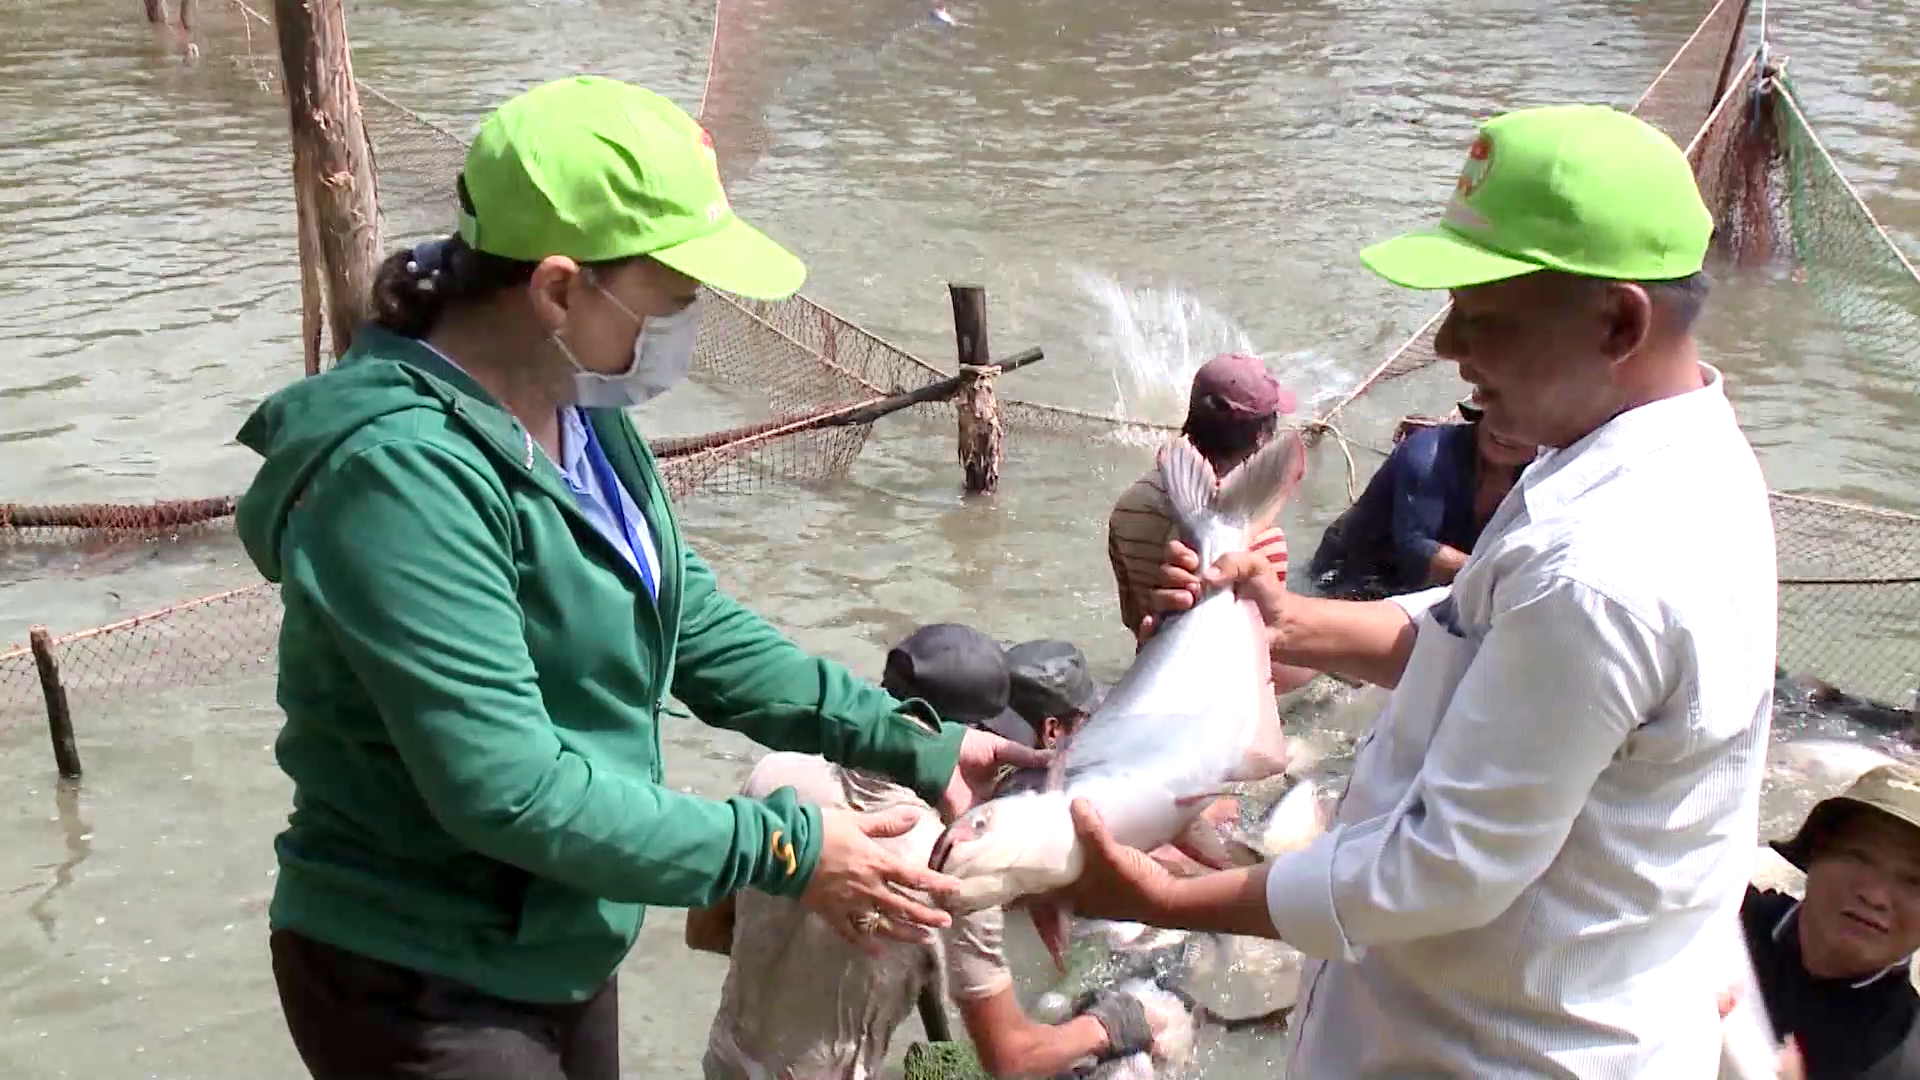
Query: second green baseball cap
1360 104 1712 291
456 75 805 301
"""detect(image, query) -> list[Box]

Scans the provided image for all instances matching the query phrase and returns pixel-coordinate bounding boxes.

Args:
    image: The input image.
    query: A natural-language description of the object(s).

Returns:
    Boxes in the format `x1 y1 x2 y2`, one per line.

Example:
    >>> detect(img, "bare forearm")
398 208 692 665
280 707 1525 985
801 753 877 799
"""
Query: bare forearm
989 1016 1111 1078
964 992 1113 1079
1426 545 1469 585
1136 865 1281 940
1274 595 1418 688
684 900 736 955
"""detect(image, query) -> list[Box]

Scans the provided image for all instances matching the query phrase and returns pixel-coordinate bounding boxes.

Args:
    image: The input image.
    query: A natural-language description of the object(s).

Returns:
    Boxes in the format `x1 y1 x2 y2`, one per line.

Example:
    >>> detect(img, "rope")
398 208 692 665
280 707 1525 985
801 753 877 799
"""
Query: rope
1629 0 1740 114
1310 306 1451 437
1301 420 1369 503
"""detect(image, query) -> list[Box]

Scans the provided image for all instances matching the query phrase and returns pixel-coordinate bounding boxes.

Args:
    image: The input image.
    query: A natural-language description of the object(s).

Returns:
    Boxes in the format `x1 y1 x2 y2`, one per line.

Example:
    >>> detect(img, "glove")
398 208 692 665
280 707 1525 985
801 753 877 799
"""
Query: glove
1083 989 1155 1061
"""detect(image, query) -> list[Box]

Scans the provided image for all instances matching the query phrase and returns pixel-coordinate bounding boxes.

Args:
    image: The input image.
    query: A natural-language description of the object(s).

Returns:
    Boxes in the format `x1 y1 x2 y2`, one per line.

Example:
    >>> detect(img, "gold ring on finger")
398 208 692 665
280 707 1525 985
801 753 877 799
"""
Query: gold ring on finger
852 911 884 936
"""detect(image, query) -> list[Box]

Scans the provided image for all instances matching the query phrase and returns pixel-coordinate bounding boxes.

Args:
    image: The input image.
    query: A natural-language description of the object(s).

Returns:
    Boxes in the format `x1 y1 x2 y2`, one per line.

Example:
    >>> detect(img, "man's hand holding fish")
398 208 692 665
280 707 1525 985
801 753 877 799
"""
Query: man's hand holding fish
942 728 1055 820
1139 541 1421 691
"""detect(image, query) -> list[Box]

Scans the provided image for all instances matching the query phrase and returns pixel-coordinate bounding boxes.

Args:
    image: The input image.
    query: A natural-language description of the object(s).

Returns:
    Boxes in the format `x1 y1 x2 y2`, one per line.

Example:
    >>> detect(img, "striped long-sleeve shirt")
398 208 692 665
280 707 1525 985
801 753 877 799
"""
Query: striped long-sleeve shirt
1270 365 1777 1078
1106 469 1288 635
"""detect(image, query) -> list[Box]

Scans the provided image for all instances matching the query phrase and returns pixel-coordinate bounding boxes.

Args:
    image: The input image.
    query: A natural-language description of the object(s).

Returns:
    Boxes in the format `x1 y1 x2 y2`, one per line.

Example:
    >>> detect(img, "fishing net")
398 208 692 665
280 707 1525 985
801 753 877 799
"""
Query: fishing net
1692 61 1920 706
11 0 1920 730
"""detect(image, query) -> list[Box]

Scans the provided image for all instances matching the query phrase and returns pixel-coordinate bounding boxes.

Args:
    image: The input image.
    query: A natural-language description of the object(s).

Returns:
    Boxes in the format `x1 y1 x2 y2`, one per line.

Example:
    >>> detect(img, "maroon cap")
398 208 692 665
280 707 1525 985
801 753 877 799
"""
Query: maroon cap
1188 353 1294 418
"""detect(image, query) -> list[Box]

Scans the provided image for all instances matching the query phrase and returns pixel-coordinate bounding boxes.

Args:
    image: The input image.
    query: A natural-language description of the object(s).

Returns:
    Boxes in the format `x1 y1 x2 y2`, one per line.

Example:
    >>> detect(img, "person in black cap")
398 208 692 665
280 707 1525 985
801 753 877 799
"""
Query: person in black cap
885 624 1038 749
1005 639 1105 751
688 624 1168 1080
1307 395 1537 600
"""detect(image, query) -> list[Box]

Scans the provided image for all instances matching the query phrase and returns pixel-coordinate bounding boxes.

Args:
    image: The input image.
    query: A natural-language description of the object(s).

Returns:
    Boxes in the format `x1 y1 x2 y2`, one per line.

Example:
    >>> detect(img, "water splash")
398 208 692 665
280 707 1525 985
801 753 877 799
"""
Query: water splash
1073 269 1355 427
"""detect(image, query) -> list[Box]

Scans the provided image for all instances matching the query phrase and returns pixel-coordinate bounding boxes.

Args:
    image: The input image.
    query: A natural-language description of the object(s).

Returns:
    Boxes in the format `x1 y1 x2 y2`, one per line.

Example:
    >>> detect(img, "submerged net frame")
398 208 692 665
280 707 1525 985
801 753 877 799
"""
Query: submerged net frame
9 0 1920 725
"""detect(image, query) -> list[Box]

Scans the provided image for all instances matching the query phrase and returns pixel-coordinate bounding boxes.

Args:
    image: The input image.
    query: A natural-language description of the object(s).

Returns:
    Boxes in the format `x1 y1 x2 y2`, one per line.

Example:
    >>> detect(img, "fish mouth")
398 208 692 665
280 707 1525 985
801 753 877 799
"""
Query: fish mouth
929 823 960 872
930 813 986 873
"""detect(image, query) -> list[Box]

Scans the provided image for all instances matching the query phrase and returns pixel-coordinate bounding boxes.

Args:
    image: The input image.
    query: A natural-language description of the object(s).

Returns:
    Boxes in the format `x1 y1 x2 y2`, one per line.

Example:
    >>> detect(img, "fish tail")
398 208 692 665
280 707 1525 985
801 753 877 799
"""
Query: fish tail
1158 436 1221 545
1158 432 1305 549
1216 428 1306 535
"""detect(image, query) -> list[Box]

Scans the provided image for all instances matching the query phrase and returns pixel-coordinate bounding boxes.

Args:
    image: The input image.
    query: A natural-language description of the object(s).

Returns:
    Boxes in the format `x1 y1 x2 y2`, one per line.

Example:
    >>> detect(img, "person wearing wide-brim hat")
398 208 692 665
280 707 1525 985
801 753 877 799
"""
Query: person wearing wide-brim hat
1738 763 1920 1079
232 76 1041 1079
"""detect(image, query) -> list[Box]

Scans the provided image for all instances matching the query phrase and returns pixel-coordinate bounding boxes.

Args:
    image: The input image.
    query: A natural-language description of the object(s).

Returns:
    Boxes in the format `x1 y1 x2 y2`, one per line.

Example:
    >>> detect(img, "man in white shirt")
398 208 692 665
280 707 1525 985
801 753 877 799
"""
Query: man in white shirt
1045 104 1779 1078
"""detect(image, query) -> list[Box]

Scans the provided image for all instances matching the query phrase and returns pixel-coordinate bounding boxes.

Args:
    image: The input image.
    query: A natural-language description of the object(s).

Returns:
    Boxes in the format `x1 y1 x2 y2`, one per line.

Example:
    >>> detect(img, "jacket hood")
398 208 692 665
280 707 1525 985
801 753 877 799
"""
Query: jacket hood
234 326 504 582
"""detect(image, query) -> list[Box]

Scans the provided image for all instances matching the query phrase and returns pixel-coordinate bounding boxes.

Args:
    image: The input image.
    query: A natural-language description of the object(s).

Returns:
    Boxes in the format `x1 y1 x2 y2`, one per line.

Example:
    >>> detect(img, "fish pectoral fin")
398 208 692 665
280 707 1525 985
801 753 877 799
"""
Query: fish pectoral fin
1227 724 1297 783
1171 815 1257 871
1030 899 1073 974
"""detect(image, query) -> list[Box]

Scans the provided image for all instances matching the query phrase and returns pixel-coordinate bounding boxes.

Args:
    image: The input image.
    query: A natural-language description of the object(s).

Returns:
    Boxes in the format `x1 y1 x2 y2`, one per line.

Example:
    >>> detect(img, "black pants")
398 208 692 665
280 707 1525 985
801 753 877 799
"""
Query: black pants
270 930 620 1080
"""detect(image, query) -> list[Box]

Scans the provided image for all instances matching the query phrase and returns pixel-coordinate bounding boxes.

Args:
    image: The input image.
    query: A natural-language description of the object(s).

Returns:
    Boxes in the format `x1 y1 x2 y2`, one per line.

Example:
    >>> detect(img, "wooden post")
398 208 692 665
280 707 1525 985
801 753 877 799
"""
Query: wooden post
948 284 1003 494
274 0 383 365
28 627 82 781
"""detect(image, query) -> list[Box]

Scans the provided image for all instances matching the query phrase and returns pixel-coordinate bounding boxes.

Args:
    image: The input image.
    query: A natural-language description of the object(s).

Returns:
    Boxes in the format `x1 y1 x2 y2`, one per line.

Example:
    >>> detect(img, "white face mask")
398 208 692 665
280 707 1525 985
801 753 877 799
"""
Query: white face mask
553 277 701 409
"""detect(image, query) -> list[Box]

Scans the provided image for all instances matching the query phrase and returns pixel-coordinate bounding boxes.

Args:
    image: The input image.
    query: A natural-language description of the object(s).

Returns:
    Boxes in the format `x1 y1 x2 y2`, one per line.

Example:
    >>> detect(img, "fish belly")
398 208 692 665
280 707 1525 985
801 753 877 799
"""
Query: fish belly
1063 590 1279 849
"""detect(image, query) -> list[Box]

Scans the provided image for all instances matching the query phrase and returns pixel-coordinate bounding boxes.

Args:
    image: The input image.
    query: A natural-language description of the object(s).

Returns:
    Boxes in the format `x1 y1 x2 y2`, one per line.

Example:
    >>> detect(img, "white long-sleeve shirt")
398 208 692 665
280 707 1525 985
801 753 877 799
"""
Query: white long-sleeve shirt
1269 365 1777 1078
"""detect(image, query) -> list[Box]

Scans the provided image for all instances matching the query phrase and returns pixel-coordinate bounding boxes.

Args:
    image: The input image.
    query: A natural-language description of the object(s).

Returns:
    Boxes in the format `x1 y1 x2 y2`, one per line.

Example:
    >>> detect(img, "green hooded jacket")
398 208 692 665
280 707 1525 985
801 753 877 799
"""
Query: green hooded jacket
234 325 966 1004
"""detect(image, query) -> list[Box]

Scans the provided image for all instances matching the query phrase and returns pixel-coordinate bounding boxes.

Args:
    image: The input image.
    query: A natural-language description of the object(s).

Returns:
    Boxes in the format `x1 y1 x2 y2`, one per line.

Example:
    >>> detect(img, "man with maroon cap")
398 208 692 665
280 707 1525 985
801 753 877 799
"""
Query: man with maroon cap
1106 353 1318 691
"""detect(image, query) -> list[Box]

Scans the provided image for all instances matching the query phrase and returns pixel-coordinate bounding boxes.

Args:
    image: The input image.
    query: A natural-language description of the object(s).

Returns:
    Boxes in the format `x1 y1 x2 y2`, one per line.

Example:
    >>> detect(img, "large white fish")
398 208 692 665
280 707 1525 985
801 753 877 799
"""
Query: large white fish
929 433 1303 967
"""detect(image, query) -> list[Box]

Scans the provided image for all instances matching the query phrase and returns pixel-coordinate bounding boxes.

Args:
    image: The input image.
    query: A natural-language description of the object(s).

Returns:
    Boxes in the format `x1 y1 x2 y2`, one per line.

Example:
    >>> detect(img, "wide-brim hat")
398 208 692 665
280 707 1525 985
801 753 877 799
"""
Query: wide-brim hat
1771 762 1920 871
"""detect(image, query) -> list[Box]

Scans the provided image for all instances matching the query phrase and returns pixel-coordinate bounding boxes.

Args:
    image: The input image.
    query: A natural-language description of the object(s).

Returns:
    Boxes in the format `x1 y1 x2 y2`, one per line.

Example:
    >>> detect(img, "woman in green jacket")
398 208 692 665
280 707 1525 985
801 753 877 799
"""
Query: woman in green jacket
234 75 1041 1080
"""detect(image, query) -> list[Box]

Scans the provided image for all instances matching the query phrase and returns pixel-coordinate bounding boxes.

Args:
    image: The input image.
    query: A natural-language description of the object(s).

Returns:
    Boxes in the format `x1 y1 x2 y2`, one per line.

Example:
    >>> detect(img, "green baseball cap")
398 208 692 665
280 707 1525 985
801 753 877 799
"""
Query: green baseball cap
1360 104 1712 291
456 75 805 300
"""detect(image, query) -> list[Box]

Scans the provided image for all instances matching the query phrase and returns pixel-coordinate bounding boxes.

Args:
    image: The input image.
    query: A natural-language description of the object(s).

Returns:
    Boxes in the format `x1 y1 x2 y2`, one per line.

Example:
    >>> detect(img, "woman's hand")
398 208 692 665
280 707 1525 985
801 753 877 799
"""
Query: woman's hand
1050 798 1179 923
939 728 1052 821
803 806 961 954
1136 541 1291 648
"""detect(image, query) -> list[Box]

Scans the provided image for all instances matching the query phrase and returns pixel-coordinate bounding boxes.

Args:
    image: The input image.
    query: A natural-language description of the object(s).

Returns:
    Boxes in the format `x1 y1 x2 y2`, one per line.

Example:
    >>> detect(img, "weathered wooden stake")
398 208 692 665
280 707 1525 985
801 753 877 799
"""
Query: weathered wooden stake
948 284 1003 494
295 181 326 376
28 627 82 781
274 0 383 365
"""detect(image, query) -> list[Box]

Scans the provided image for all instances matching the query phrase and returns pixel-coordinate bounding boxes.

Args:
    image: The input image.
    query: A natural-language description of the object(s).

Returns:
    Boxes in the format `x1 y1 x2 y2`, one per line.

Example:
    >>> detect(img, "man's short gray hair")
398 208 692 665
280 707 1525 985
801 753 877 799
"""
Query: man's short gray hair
1638 271 1710 330
1552 269 1710 331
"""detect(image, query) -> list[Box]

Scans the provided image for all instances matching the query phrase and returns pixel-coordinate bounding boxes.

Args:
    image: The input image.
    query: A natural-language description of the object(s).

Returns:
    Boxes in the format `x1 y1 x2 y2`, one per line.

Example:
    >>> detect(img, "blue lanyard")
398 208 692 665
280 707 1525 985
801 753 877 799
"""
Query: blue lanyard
579 415 657 601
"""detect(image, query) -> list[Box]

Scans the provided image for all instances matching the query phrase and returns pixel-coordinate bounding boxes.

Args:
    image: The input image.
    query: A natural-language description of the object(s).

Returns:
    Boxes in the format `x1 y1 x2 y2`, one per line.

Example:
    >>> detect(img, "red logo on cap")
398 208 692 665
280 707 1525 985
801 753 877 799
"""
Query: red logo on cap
696 126 721 178
1455 133 1493 200
694 124 728 221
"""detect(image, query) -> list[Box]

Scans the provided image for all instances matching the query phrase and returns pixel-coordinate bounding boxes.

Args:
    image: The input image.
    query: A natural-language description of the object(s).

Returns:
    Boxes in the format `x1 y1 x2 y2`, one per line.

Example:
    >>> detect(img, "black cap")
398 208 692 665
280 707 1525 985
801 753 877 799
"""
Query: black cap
1005 640 1102 727
882 624 1034 746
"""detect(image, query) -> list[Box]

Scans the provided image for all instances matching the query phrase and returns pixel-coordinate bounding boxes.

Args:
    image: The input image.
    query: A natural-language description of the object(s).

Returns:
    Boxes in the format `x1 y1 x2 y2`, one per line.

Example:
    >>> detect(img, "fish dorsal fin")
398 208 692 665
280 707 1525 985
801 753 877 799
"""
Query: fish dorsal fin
1157 431 1306 549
